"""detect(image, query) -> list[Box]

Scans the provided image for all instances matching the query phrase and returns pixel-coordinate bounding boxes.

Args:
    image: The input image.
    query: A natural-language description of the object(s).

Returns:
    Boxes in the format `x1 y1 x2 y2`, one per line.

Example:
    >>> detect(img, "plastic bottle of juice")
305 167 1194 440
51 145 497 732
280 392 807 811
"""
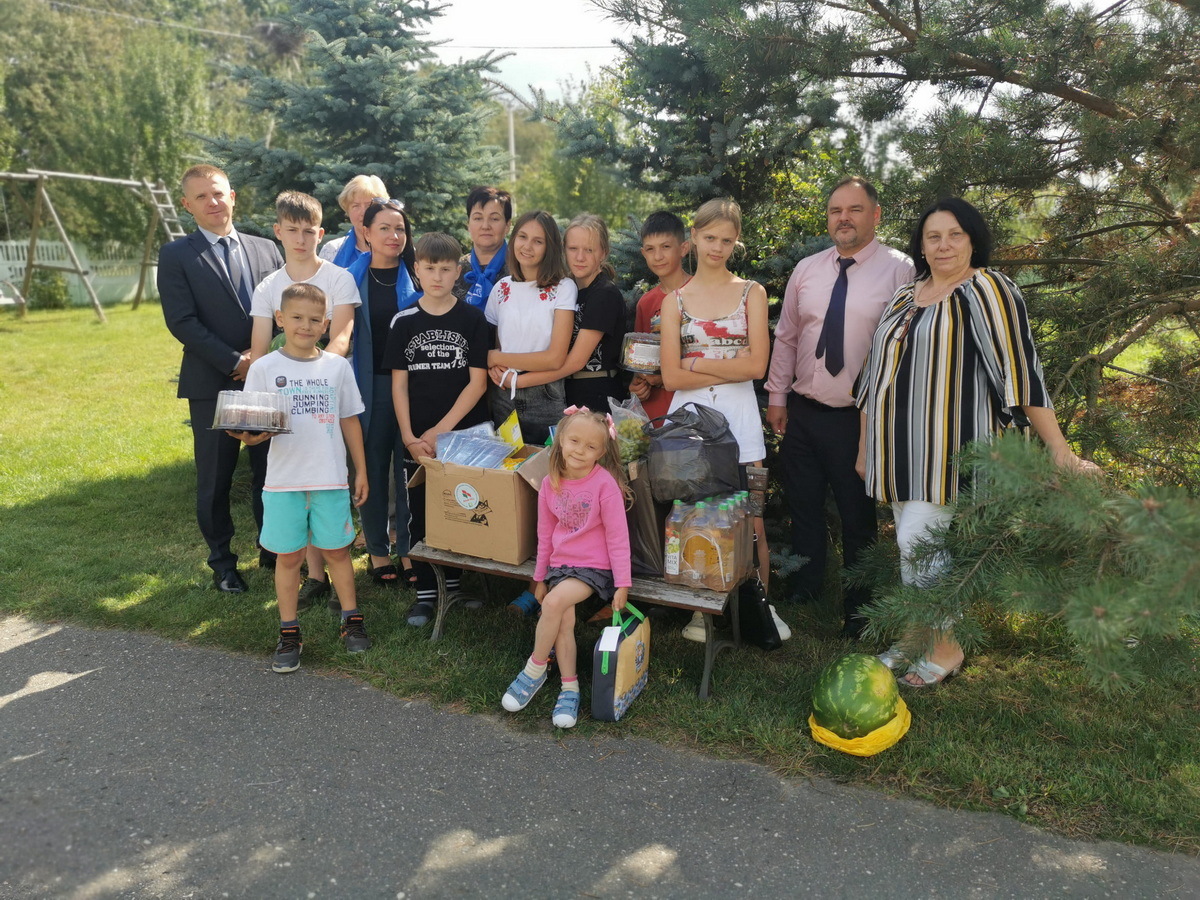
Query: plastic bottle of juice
713 502 737 591
663 499 688 583
681 501 713 589
737 491 754 577
727 495 747 580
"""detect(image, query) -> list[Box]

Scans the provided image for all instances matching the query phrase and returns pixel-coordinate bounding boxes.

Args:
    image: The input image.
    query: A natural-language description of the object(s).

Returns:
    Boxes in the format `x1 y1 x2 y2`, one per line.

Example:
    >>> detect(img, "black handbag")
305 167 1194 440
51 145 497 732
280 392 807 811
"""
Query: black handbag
644 402 741 504
736 535 781 651
737 577 781 651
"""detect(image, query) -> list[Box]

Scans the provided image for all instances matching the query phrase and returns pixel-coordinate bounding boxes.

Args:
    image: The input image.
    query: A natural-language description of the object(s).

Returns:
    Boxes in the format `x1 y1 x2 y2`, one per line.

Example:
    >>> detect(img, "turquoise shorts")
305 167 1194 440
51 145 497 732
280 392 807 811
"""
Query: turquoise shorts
261 489 355 554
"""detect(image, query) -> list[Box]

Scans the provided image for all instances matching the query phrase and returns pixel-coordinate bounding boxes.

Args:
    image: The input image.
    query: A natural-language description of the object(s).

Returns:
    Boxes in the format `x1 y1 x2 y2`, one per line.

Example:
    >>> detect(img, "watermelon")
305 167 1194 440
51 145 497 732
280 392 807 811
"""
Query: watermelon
812 653 899 739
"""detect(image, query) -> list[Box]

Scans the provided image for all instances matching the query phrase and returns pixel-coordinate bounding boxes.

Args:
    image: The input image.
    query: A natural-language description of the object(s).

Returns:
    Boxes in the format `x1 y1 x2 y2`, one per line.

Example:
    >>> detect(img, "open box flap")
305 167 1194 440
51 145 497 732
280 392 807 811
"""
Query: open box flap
515 447 550 491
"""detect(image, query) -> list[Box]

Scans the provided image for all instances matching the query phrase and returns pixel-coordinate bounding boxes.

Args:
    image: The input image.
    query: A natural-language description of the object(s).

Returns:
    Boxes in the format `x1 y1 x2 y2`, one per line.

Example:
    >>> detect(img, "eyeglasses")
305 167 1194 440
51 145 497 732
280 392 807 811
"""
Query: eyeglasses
370 197 405 211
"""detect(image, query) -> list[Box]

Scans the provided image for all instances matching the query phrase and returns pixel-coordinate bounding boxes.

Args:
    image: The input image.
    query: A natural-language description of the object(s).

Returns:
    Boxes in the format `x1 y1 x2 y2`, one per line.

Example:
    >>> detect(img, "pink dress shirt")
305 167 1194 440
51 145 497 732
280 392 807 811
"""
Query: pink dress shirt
766 239 914 408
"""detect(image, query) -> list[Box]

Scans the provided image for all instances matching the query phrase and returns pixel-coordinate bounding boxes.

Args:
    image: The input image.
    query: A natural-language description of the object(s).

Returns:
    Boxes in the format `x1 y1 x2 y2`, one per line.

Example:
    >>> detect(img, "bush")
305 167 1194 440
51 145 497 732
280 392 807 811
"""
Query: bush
28 269 69 310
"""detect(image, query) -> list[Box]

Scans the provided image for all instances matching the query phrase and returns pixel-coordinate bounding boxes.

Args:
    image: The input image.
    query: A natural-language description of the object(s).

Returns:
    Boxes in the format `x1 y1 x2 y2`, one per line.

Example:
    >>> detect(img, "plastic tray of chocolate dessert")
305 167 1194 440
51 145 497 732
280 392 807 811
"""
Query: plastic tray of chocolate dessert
210 390 292 434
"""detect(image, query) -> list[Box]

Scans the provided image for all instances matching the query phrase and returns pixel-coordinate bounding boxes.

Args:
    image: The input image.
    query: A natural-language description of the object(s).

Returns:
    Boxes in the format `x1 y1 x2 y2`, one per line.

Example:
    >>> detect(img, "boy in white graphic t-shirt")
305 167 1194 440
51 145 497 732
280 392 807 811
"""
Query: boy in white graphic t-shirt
230 283 369 673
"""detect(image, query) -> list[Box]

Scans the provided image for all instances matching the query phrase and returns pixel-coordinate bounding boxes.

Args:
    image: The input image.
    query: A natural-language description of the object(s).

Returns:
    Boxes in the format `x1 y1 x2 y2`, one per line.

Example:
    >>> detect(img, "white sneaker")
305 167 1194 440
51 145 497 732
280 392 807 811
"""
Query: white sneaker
681 610 706 643
769 605 792 641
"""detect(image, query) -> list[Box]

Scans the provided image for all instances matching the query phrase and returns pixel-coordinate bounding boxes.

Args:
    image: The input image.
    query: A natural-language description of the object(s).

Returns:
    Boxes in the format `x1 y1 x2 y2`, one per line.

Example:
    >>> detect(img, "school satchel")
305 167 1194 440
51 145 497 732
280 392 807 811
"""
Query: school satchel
592 602 651 722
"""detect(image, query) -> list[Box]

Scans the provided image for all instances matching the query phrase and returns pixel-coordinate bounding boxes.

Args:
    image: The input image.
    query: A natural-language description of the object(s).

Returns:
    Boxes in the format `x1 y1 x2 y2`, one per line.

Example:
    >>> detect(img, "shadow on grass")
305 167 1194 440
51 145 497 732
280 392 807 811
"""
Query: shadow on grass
0 459 270 642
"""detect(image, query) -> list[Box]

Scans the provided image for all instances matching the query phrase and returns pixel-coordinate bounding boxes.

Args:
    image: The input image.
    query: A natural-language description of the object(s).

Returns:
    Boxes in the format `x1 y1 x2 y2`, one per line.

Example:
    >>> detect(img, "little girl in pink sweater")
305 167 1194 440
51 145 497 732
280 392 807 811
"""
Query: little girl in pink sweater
501 407 632 728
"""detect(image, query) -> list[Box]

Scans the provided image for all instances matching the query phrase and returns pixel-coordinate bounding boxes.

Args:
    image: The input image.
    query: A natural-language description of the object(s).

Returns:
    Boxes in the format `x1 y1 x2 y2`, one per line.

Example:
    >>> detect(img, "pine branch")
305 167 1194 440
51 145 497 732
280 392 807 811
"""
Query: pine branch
857 0 1138 120
1065 217 1198 241
858 434 1200 692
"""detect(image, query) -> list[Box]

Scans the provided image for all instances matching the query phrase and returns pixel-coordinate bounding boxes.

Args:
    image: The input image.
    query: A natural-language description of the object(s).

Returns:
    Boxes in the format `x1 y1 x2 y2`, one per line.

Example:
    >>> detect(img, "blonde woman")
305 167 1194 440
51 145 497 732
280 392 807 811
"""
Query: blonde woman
320 174 390 269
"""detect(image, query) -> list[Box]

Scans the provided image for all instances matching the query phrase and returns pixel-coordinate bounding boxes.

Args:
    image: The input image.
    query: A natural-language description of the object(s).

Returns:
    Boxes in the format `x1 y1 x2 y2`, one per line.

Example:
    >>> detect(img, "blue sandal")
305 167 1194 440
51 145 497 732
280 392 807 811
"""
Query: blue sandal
552 689 580 728
501 668 547 711
507 590 539 618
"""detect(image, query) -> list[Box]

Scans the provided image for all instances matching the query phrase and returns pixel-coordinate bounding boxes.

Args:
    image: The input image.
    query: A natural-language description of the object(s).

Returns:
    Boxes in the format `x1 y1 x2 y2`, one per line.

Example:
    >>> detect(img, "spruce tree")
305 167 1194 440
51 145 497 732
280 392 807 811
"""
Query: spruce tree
593 0 1200 489
205 0 504 234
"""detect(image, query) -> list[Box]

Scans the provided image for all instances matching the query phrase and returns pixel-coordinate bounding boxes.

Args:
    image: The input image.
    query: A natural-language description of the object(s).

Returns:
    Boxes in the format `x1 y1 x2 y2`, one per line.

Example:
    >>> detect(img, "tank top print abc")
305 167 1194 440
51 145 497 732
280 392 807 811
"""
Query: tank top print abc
677 281 752 360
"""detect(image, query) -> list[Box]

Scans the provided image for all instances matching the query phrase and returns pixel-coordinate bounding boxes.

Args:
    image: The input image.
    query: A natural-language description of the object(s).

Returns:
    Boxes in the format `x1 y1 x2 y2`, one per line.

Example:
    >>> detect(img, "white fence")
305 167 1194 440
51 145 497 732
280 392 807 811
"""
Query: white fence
0 240 155 306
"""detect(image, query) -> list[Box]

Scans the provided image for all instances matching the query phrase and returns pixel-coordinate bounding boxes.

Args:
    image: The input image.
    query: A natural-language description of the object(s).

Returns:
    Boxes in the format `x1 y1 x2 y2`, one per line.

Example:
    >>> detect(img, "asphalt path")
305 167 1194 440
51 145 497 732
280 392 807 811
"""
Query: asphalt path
1 616 1197 899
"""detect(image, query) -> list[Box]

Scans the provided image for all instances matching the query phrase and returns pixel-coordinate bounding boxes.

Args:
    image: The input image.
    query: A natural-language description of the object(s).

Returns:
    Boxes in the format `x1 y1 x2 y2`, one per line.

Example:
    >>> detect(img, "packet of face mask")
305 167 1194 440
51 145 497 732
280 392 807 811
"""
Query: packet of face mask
436 432 515 468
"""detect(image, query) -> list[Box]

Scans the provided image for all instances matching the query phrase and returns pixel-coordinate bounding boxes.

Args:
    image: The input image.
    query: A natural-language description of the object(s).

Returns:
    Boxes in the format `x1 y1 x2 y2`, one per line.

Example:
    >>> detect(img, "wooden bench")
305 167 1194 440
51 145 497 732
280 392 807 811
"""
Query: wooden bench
407 542 744 700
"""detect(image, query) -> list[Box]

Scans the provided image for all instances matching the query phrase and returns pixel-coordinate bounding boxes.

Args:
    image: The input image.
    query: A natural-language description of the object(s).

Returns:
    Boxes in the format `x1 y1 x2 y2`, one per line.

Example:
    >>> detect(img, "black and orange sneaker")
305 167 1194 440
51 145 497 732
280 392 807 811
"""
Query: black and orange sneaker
340 614 372 654
271 626 303 673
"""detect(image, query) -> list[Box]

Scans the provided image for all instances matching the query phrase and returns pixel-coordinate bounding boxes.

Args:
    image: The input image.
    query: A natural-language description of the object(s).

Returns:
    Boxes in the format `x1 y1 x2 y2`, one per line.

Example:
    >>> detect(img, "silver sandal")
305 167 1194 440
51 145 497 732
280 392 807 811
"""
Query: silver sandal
899 656 962 688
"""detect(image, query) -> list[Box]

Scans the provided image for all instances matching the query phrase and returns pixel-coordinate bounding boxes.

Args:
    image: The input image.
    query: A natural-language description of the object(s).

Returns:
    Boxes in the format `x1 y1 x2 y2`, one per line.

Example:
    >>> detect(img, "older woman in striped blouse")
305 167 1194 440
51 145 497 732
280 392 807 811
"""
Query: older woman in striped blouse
854 197 1099 687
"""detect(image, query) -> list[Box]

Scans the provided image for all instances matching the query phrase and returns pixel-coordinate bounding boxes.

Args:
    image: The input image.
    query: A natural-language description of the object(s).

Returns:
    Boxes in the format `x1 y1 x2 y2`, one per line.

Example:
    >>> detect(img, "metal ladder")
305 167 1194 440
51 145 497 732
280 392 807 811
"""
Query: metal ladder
143 180 186 242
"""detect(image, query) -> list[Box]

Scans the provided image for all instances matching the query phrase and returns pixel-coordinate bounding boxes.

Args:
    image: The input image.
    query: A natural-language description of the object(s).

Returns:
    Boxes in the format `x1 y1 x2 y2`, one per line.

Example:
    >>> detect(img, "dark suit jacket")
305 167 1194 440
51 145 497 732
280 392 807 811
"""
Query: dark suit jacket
159 230 283 400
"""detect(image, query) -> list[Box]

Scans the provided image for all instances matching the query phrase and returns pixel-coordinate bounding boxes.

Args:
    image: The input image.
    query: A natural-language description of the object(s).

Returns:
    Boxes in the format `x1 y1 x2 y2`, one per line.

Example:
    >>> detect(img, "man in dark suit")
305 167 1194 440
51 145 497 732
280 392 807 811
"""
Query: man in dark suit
159 164 283 593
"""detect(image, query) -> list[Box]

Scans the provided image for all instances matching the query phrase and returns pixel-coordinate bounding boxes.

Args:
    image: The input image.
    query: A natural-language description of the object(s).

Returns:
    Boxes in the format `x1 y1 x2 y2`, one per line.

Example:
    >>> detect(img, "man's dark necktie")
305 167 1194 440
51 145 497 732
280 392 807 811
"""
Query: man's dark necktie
218 236 252 313
816 256 856 376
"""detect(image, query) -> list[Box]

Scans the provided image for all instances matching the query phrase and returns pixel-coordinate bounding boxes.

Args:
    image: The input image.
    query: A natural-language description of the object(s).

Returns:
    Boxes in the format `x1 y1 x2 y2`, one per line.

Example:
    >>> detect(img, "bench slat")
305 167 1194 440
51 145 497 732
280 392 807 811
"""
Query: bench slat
407 544 730 615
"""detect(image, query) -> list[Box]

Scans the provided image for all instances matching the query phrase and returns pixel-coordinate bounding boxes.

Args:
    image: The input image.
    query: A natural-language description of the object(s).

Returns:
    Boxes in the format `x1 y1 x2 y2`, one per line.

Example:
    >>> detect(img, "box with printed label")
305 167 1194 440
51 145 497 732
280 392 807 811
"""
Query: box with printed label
410 448 550 565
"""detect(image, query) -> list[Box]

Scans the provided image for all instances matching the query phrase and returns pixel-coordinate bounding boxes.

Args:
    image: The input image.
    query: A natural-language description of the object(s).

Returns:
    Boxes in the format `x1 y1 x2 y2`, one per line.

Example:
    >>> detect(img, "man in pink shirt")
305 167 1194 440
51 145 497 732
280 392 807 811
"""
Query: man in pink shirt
765 176 915 638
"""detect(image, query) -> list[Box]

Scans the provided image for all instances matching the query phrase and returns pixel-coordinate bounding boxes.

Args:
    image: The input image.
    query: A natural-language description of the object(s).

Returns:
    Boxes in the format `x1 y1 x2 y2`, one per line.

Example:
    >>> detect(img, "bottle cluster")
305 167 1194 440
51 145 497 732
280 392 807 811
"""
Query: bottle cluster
663 492 754 592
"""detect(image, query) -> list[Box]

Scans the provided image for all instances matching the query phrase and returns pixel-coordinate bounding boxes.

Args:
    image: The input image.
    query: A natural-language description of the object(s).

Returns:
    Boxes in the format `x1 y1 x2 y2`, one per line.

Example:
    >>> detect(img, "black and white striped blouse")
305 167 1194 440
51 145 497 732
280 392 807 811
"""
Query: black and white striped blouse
854 268 1051 505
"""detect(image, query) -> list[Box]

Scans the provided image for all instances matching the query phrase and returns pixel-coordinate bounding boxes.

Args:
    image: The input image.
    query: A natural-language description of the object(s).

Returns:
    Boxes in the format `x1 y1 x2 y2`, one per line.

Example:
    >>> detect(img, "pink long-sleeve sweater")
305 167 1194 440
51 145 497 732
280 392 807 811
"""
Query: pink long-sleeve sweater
533 464 631 587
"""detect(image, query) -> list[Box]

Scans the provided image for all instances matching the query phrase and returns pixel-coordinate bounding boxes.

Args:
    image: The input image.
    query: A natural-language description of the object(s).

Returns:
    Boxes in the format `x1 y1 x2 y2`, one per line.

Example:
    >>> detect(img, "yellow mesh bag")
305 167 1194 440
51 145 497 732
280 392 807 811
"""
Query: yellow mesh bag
808 696 911 757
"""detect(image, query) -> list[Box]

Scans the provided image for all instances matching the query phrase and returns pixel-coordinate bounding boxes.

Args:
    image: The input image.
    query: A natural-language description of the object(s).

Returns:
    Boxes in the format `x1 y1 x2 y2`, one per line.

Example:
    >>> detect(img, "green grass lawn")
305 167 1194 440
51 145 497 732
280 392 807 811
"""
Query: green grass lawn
3 303 1198 854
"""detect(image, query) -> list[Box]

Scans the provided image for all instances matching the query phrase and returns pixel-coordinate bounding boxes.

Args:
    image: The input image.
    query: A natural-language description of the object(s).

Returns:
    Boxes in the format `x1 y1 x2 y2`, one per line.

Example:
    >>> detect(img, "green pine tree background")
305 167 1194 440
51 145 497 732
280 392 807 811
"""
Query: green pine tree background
205 0 506 236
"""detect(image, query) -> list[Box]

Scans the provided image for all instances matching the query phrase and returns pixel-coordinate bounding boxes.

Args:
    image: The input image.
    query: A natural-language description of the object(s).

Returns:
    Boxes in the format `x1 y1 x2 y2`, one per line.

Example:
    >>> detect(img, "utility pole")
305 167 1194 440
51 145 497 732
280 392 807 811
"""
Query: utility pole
508 105 517 185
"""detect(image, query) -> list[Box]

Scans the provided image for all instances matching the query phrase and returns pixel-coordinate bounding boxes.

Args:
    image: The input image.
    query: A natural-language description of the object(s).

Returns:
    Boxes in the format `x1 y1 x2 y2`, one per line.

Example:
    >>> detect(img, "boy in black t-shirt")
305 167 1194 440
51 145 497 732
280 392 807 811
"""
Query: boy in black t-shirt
384 232 491 626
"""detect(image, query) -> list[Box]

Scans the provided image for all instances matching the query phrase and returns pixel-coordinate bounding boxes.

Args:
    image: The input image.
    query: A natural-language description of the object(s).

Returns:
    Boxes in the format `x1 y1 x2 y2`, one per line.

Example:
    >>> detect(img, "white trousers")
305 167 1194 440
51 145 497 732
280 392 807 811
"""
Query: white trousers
891 501 954 588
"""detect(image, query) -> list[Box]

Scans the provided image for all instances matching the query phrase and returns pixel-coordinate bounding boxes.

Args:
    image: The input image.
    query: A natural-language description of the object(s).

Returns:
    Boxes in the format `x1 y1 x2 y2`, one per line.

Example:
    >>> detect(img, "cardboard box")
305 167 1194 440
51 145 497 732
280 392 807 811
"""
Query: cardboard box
410 447 550 565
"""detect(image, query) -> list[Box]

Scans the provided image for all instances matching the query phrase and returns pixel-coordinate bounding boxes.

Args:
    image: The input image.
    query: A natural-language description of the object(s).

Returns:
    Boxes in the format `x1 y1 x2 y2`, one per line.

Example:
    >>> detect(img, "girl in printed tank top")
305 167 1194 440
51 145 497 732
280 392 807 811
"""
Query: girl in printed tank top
659 199 773 638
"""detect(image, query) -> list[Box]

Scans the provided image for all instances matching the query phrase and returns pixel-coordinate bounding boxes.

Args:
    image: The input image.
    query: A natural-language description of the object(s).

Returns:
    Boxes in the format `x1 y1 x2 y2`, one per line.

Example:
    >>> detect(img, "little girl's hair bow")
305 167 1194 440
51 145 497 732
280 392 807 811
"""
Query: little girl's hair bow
562 405 617 440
